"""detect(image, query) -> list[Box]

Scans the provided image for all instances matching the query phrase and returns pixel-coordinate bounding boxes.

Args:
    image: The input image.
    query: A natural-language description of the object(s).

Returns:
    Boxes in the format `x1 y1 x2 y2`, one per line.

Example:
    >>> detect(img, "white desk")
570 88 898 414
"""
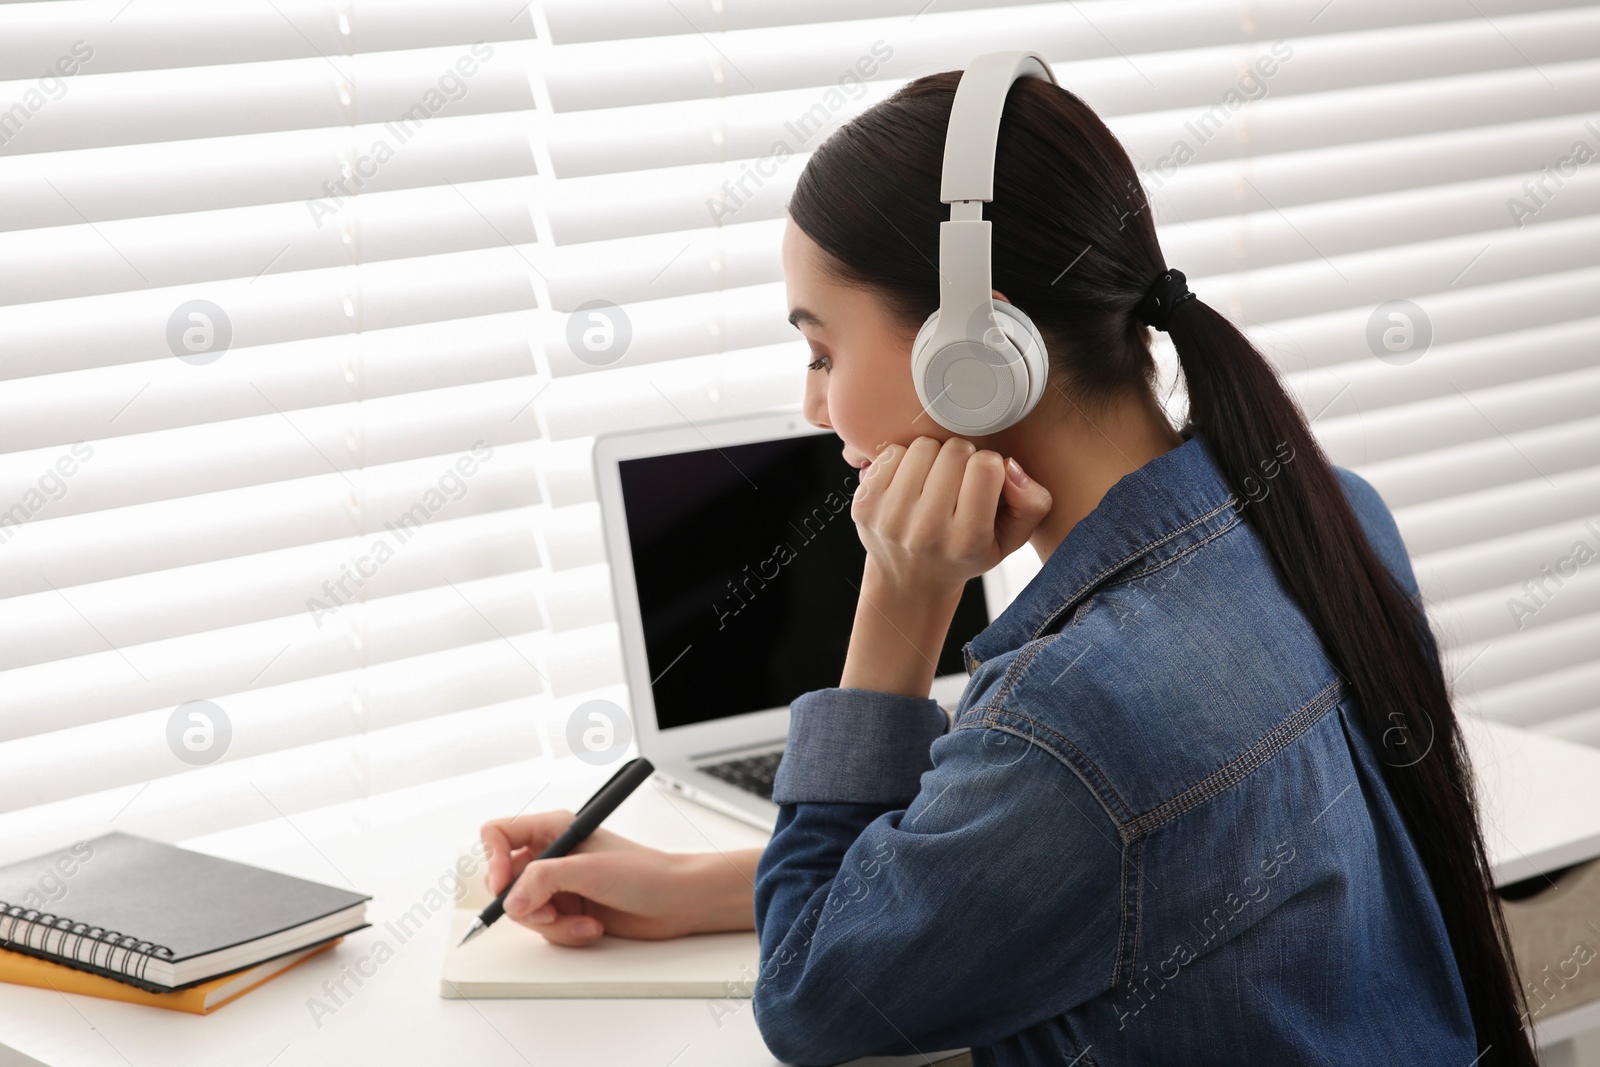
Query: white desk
1462 715 1600 887
1 716 1598 1067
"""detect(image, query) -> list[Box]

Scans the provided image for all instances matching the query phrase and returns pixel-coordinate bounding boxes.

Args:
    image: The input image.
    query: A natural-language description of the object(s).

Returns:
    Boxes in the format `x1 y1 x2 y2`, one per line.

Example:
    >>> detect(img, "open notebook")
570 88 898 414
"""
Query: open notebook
439 844 758 998
439 892 759 999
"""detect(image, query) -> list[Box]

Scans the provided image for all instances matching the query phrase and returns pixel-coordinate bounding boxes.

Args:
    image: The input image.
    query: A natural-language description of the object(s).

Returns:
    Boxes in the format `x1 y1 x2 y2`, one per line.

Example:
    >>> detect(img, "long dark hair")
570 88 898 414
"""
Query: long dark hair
787 71 1534 1063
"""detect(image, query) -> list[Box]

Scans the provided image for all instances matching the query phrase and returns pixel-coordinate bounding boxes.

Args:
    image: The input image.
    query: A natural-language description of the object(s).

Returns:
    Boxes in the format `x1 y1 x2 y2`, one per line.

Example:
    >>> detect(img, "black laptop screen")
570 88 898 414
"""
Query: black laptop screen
617 432 990 732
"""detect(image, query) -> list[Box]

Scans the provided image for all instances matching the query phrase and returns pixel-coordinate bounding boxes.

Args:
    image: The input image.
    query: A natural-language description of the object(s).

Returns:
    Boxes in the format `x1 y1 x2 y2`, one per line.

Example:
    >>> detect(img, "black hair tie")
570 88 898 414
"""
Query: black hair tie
1135 268 1196 331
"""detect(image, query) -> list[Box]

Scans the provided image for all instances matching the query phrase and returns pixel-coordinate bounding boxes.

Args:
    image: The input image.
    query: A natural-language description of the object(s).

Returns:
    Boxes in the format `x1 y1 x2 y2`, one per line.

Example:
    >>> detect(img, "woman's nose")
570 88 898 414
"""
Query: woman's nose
803 369 830 429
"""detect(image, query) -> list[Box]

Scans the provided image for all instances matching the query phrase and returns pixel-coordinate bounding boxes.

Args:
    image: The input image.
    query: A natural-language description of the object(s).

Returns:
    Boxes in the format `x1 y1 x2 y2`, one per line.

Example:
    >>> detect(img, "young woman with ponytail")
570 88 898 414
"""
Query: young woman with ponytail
479 69 1537 1066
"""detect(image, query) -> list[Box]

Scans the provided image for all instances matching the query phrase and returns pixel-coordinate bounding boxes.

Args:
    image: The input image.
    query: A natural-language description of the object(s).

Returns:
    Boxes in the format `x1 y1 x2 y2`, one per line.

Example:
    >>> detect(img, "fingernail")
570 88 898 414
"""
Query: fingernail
528 905 555 923
505 892 525 914
1006 457 1030 486
574 919 600 936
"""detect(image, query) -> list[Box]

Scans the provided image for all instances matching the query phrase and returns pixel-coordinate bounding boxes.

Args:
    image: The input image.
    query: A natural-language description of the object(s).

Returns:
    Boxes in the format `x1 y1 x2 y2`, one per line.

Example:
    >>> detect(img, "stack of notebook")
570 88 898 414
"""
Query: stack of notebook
0 831 370 1014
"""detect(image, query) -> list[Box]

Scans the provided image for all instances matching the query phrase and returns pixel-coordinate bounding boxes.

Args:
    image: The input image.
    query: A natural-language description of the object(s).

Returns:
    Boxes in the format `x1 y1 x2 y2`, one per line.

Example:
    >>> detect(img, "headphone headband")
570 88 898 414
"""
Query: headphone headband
940 51 1056 205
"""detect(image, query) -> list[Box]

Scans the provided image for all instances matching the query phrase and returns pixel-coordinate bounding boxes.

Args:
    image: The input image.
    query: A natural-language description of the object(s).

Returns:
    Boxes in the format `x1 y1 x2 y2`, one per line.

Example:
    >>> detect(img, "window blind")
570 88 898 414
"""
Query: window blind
2 0 1596 857
0 0 553 857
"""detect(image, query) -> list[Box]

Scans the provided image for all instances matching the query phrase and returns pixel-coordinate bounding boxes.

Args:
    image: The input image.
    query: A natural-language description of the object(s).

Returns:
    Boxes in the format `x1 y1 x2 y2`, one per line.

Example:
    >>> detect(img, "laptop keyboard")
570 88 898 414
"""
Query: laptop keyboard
698 750 784 800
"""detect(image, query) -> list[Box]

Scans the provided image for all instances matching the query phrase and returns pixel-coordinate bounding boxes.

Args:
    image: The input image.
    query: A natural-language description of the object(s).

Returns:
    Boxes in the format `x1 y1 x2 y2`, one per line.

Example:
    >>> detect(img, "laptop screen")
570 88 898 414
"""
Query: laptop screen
618 431 991 732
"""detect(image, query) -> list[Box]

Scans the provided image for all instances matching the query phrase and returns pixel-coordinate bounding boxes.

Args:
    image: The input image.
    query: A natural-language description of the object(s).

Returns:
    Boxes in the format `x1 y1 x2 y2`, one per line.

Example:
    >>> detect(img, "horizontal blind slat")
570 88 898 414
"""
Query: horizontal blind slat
0 661 548 816
1282 317 1600 420
0 507 541 672
1349 417 1600 510
0 245 541 378
0 112 538 233
1 43 536 157
0 572 562 745
1536 707 1600 745
0 310 537 453
1443 615 1600 725
1316 367 1600 468
1254 266 1600 373
1149 112 1600 226
1472 661 1600 730
0 377 544 520
0 442 544 597
539 0 1587 46
1392 468 1600 557
0 699 560 863
1 0 535 77
0 177 537 307
1427 567 1600 651
1416 517 1600 603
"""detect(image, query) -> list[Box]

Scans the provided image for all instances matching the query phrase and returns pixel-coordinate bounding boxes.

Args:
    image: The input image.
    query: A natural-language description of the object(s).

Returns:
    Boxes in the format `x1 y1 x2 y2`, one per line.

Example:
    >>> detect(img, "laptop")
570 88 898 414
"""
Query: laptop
594 407 1002 833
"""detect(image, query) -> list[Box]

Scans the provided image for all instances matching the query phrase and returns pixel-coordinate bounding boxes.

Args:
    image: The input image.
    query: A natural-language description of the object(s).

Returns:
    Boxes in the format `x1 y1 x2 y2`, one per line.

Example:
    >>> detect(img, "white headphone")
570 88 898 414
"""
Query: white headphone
910 50 1057 436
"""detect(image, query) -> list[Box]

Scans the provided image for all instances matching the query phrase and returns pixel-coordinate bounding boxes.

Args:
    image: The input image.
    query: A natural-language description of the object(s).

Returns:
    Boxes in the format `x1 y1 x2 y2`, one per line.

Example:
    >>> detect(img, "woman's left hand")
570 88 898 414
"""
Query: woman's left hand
851 435 1054 599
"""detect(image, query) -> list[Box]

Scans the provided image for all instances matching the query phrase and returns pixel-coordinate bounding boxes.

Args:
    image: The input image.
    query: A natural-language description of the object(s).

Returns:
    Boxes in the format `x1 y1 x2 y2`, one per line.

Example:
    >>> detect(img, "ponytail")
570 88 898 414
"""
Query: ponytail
1164 295 1537 1066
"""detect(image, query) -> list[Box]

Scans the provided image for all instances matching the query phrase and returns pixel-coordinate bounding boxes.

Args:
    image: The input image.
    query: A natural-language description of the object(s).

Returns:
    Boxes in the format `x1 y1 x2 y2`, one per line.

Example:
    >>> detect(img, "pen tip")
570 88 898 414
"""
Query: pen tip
458 921 483 947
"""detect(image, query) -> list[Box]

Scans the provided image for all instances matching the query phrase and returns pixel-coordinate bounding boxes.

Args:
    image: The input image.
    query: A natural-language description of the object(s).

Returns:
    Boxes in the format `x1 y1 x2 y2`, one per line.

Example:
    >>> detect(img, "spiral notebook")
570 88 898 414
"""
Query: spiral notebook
0 832 370 993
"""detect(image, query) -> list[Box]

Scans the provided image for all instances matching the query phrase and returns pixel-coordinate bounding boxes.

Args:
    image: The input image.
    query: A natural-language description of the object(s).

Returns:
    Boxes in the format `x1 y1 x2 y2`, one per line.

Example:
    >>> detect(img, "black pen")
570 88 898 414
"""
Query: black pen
458 756 656 947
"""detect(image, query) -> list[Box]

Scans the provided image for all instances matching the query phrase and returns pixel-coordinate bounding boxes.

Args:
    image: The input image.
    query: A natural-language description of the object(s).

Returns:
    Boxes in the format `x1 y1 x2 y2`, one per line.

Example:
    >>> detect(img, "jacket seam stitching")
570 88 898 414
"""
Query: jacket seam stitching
1122 678 1344 840
1107 512 1242 587
953 716 1132 831
988 636 1053 713
1113 831 1128 984
1065 514 1243 632
957 711 1134 828
1121 837 1144 989
1029 497 1237 642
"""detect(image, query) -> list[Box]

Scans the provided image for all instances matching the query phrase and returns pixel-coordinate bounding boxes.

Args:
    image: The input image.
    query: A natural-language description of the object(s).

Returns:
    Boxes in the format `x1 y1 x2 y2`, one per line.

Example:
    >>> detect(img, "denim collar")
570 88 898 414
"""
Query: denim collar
963 426 1240 672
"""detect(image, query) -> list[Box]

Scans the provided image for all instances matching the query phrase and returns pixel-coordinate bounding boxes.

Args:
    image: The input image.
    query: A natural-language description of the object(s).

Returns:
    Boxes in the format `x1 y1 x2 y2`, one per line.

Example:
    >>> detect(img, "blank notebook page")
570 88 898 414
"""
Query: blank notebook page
439 906 760 999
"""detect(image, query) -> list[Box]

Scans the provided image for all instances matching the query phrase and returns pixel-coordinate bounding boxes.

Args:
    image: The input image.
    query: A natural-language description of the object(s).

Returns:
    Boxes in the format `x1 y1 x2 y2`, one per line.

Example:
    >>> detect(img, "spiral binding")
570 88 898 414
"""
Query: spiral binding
0 901 175 984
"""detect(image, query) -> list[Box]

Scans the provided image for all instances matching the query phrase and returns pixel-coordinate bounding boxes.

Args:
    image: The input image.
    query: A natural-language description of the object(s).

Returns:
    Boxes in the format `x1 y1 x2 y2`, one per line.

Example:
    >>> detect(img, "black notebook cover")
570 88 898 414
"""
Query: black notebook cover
0 832 370 993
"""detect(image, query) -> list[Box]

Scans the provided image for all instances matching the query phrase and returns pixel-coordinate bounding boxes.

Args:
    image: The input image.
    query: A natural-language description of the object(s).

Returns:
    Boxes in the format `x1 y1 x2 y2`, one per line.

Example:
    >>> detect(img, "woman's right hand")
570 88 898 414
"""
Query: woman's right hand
479 809 745 947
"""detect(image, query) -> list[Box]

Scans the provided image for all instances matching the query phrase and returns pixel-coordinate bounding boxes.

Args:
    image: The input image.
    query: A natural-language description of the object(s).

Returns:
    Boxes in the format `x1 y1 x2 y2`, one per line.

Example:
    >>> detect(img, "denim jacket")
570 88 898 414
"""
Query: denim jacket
751 429 1478 1066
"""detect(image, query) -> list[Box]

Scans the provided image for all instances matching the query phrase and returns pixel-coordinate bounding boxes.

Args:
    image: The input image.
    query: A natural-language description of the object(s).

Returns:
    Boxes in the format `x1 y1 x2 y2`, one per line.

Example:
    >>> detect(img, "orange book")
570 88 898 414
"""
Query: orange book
0 937 342 1015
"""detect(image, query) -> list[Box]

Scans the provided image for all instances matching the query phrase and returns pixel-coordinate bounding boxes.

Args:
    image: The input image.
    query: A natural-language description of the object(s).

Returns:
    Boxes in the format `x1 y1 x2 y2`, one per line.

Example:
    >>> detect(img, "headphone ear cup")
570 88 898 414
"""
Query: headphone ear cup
910 302 1047 435
911 309 943 418
988 300 1049 424
911 310 939 375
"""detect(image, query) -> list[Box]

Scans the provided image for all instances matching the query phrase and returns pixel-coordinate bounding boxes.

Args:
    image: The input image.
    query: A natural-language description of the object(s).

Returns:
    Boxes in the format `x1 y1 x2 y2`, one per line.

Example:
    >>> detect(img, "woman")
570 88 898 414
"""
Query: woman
480 70 1535 1065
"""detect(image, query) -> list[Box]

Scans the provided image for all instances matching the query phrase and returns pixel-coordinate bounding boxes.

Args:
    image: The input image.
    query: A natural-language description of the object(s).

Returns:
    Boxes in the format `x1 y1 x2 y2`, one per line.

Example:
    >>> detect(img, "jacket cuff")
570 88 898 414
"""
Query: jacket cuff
771 687 953 806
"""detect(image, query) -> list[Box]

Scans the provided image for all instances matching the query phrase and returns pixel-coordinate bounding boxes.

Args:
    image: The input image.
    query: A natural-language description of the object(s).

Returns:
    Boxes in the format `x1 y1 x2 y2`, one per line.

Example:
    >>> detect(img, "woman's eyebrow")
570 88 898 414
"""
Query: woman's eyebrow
787 307 824 329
